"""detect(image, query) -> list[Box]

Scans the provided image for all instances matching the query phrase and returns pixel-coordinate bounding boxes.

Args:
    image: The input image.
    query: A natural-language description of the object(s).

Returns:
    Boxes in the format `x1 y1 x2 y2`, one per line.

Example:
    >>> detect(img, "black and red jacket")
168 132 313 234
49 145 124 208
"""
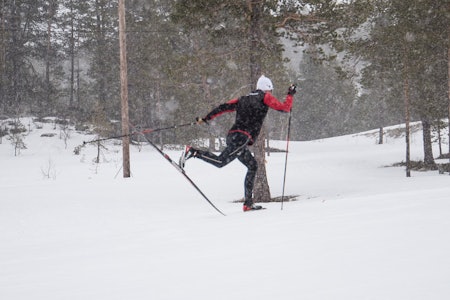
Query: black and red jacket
204 90 293 145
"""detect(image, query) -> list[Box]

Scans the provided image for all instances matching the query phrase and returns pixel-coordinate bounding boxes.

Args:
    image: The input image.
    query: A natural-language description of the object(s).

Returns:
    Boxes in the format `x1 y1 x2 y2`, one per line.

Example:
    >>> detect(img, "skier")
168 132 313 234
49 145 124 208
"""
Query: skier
179 75 296 211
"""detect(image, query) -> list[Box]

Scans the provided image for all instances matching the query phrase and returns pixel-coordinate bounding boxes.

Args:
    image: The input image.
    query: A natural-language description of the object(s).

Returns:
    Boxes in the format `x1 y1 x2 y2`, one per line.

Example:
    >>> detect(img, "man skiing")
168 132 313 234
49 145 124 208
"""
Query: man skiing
179 75 296 212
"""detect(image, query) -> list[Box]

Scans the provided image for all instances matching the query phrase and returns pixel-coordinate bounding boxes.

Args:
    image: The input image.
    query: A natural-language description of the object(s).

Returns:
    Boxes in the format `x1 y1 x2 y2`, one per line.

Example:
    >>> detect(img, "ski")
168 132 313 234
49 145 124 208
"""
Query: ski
244 208 266 212
137 131 226 216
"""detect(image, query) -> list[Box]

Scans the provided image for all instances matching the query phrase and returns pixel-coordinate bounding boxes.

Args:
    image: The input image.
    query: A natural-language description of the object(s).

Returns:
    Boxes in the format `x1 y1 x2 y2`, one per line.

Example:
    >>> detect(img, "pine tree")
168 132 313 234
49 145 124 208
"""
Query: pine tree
346 0 449 167
0 0 48 115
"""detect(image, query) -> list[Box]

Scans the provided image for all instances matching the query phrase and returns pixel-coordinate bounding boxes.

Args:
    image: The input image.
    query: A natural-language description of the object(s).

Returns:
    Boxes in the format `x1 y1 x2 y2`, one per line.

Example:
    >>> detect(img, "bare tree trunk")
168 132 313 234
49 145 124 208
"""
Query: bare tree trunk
69 1 75 109
118 0 130 178
253 128 271 202
448 24 450 167
45 2 55 114
95 0 107 105
0 0 5 113
202 75 215 152
155 77 164 149
249 2 261 82
437 121 443 157
249 0 271 202
76 36 81 111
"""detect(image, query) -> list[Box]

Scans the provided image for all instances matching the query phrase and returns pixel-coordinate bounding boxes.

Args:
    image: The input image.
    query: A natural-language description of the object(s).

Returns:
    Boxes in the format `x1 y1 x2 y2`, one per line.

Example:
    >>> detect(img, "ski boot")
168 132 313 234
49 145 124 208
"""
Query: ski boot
179 145 197 168
243 203 264 212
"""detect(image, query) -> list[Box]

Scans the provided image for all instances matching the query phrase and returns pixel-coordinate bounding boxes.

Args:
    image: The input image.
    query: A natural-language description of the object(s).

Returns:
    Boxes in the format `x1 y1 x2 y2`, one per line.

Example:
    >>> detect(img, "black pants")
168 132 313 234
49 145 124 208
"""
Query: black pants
194 132 257 205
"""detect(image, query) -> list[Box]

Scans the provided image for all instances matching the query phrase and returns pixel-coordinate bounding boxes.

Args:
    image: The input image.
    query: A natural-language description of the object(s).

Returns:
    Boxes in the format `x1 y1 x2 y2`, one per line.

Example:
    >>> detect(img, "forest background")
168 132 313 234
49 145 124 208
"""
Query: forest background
0 0 449 167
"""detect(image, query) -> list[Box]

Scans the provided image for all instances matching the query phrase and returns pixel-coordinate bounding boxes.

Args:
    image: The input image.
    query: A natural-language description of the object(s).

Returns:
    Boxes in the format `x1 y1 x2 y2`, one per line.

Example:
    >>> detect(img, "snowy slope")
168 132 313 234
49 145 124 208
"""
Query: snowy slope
1 118 450 300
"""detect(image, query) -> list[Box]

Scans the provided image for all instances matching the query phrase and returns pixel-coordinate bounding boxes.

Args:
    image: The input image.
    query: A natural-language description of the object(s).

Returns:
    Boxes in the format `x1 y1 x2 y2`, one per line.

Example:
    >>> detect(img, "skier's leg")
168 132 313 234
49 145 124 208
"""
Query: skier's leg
237 147 257 206
194 132 249 168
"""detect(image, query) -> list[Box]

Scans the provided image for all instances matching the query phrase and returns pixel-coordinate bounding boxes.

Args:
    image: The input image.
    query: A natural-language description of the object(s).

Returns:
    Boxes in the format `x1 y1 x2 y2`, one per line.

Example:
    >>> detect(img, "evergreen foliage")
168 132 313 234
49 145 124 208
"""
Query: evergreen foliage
0 0 447 157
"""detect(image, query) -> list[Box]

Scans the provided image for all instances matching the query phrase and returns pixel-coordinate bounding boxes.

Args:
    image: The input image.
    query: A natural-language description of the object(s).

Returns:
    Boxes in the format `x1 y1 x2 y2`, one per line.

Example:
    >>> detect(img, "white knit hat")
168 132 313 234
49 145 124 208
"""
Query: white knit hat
256 75 273 91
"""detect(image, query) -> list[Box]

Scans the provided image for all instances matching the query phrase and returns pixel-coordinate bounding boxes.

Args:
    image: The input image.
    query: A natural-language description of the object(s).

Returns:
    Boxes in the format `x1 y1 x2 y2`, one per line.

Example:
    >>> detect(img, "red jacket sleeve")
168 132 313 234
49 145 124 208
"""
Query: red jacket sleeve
263 93 293 112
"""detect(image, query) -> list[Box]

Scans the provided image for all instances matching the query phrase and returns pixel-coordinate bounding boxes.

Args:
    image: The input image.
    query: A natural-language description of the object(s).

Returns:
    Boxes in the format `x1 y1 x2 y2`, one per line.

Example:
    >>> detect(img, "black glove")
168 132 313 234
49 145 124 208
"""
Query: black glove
196 117 207 124
287 84 297 95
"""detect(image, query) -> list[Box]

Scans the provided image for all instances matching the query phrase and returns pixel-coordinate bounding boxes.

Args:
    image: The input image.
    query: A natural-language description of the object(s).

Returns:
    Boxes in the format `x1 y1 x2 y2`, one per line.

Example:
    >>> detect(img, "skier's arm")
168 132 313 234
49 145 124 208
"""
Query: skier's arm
204 98 238 121
263 93 293 112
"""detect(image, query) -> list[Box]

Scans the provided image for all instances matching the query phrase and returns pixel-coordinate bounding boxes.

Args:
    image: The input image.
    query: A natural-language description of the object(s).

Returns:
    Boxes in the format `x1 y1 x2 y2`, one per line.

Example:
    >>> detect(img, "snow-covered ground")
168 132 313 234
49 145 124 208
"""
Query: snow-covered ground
1 118 450 300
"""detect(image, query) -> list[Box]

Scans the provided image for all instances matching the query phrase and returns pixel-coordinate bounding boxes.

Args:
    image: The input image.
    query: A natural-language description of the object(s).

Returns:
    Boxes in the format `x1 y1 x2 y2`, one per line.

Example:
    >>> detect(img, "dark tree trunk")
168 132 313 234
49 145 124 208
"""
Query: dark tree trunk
421 119 435 167
403 45 411 177
378 127 384 144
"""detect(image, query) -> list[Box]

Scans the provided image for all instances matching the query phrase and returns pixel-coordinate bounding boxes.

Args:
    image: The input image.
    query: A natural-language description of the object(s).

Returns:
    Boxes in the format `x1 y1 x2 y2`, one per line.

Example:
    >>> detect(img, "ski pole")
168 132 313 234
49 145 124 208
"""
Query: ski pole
281 109 292 210
140 122 197 134
83 122 197 145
